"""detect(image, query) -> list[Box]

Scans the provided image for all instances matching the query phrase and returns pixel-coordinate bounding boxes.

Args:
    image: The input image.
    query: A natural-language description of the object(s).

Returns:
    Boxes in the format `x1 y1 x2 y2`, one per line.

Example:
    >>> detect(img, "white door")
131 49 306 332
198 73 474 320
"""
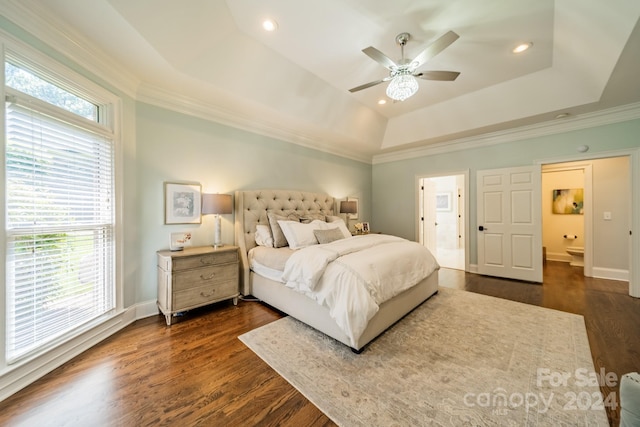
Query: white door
477 165 542 282
421 179 437 254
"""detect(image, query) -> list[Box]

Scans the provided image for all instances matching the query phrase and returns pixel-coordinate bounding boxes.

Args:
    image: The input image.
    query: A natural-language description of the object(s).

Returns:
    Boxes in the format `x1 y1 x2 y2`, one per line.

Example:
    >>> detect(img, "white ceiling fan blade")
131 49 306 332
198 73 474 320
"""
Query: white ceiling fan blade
349 77 391 93
410 31 459 70
414 70 460 81
362 46 398 70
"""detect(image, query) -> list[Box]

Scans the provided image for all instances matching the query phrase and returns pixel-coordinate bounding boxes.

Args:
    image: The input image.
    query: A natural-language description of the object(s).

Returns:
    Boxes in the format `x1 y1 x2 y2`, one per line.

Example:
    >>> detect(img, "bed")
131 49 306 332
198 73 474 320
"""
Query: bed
234 189 439 352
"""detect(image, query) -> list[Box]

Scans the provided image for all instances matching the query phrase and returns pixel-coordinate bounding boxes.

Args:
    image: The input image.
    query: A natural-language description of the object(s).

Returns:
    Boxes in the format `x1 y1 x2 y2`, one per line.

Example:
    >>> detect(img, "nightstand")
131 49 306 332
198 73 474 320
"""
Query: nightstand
157 245 239 325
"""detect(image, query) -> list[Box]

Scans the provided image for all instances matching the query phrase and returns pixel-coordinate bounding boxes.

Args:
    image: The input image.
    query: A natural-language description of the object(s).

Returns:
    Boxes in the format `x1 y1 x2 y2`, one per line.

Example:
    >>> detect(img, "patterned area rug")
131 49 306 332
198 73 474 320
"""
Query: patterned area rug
239 287 610 426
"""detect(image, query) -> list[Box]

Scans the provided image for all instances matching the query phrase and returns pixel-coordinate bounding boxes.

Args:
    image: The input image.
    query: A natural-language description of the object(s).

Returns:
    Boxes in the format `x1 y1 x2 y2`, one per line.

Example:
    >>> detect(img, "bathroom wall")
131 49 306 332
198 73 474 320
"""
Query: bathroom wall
542 168 585 262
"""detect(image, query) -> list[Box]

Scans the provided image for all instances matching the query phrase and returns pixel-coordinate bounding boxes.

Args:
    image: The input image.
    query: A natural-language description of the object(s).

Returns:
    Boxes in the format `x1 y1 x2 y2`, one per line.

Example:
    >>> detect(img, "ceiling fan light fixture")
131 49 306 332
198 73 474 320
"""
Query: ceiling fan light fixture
386 73 419 101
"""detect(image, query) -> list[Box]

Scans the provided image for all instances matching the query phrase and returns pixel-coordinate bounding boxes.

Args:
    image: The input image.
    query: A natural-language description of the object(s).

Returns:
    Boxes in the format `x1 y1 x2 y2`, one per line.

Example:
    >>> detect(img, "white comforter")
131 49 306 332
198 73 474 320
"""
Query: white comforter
281 234 439 346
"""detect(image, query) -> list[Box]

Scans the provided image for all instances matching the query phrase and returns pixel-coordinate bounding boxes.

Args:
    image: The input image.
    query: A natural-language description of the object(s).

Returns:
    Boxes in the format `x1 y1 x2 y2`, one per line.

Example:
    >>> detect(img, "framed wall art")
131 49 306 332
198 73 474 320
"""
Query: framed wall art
436 192 452 212
164 182 202 224
552 188 584 214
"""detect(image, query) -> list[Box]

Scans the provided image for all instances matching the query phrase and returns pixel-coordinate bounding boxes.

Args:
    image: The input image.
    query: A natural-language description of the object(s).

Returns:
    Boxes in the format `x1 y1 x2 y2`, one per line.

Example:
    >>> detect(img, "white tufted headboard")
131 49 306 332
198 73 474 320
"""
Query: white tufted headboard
234 189 336 295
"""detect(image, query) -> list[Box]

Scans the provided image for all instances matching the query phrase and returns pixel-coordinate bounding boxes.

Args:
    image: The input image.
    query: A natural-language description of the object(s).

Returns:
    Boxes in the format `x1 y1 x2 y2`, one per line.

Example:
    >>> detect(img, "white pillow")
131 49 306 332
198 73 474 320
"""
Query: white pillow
323 218 351 238
277 219 325 249
254 224 274 248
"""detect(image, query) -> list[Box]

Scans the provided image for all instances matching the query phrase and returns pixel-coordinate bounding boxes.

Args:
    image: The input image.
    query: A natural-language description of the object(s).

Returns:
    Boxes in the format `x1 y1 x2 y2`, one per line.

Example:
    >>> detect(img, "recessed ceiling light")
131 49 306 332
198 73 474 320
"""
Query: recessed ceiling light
262 19 278 32
512 42 532 54
378 99 387 105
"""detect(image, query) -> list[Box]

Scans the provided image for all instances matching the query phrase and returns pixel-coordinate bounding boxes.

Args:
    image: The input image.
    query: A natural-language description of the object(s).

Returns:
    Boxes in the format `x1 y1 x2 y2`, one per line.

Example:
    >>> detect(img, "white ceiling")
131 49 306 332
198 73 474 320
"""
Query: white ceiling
4 0 640 162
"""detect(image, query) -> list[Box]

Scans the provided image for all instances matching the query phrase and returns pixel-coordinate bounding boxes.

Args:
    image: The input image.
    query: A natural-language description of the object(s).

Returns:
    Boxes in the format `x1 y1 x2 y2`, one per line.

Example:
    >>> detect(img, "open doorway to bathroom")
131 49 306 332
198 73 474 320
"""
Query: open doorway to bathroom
541 156 630 281
418 174 466 270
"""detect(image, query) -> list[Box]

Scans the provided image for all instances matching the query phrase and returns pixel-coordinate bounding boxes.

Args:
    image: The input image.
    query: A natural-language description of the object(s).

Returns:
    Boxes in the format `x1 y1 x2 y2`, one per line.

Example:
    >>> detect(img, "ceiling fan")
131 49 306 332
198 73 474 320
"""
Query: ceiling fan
349 31 460 102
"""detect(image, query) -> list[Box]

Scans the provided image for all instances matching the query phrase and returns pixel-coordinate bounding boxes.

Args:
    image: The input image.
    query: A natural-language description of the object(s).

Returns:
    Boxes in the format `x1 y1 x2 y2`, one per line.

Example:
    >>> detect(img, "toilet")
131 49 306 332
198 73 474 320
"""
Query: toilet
566 246 584 267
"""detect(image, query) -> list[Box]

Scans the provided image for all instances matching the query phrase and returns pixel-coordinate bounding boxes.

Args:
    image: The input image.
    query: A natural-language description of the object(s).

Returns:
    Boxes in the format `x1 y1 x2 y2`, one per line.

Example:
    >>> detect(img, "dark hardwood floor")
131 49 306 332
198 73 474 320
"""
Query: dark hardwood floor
0 261 637 426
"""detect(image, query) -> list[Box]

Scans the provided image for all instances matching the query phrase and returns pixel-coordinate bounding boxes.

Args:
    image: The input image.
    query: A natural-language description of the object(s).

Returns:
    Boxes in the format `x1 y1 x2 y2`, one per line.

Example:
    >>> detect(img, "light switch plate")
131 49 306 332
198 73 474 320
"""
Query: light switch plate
604 211 612 220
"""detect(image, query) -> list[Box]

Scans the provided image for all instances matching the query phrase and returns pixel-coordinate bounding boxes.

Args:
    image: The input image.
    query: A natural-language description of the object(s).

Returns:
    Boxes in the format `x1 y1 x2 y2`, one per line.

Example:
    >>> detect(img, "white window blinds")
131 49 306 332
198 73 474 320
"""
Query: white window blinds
5 98 115 362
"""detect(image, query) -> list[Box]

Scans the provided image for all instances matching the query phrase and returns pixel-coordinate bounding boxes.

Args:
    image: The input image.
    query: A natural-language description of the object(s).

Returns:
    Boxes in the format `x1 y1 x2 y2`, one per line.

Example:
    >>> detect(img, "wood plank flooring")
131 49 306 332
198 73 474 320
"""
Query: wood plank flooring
0 261 637 426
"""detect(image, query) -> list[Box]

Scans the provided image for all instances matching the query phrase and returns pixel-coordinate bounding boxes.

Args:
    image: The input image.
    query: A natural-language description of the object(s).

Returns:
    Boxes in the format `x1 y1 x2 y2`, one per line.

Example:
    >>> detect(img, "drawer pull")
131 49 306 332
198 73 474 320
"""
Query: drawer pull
200 273 216 280
200 290 216 298
200 257 214 265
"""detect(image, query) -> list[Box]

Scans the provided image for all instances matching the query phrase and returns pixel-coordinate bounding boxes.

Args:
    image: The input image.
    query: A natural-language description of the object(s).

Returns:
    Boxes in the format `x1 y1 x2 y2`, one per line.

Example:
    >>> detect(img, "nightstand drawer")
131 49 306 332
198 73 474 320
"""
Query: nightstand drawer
172 263 238 291
172 251 238 271
174 281 238 310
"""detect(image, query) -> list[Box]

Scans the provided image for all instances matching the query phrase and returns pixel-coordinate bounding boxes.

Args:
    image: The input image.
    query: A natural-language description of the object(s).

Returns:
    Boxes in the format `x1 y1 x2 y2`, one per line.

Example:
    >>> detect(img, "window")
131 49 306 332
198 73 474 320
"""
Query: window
4 54 116 362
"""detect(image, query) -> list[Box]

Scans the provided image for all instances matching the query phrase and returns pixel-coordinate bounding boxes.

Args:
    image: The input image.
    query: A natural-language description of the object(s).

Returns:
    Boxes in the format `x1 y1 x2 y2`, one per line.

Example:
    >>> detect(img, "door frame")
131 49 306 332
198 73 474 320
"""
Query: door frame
535 147 639 298
415 170 470 272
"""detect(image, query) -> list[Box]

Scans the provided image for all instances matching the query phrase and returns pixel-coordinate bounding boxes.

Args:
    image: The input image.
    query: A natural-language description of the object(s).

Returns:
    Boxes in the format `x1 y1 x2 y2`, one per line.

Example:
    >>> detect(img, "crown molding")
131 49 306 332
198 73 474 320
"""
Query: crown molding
372 102 640 165
0 0 140 98
137 83 373 165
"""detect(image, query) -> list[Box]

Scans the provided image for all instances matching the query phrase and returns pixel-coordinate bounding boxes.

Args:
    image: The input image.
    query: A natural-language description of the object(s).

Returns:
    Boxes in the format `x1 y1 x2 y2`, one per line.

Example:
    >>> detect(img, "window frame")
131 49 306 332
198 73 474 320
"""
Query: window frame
0 36 123 369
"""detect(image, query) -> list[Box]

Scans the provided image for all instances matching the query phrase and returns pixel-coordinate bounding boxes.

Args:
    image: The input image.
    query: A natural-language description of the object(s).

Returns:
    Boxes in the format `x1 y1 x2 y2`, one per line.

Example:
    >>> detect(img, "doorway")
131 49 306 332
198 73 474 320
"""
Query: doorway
418 173 467 270
541 156 630 281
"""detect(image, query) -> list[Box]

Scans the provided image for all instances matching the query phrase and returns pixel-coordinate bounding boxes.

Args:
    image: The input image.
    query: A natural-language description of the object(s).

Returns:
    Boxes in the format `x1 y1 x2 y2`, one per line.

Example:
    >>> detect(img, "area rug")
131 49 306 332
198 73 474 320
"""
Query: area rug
239 287 610 426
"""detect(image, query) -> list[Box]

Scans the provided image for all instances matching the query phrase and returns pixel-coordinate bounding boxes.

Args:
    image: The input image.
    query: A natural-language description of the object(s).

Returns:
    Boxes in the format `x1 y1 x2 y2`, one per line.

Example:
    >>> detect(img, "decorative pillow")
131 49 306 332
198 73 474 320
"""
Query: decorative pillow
254 224 274 248
324 218 352 238
267 211 300 248
313 227 345 244
277 219 325 249
299 212 327 223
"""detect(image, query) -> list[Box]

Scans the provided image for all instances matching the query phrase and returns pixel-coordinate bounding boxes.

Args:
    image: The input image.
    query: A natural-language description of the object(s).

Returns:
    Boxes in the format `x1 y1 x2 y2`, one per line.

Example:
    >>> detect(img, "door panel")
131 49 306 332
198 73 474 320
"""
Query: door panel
477 165 542 282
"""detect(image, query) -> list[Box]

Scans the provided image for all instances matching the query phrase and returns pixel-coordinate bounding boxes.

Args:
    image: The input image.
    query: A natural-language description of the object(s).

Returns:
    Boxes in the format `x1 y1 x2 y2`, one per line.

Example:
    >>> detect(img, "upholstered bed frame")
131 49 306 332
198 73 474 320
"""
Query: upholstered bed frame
234 189 439 352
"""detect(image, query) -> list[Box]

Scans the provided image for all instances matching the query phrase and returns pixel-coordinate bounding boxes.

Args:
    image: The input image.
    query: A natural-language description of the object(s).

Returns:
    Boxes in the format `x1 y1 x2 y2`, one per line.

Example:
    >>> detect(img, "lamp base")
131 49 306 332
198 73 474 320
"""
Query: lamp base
213 215 223 248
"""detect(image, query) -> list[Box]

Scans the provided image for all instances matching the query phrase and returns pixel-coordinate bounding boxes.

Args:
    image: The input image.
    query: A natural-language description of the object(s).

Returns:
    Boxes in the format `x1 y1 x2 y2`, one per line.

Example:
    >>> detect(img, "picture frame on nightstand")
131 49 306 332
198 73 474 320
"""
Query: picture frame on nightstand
169 231 192 251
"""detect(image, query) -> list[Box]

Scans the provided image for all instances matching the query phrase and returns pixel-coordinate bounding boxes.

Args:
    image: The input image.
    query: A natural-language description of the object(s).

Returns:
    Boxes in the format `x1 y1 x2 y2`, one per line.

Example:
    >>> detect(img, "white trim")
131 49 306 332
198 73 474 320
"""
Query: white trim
0 44 6 371
631 149 640 297
592 267 629 282
373 103 640 165
135 299 161 319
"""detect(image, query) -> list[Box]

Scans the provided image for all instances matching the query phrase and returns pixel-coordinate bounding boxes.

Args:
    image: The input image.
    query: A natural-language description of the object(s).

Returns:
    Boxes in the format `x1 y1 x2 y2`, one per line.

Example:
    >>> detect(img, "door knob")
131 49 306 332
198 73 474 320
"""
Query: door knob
478 225 487 231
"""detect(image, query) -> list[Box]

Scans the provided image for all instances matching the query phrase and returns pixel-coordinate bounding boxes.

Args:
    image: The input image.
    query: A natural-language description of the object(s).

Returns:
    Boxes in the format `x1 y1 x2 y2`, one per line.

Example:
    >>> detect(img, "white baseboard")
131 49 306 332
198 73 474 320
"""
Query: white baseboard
592 267 629 282
0 300 158 403
464 262 628 282
546 252 571 263
136 299 160 319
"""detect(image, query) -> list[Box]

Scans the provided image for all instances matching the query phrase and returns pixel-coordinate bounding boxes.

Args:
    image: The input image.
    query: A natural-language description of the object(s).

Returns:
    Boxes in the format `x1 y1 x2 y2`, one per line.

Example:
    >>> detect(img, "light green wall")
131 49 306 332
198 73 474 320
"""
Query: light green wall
373 119 640 266
136 103 372 302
